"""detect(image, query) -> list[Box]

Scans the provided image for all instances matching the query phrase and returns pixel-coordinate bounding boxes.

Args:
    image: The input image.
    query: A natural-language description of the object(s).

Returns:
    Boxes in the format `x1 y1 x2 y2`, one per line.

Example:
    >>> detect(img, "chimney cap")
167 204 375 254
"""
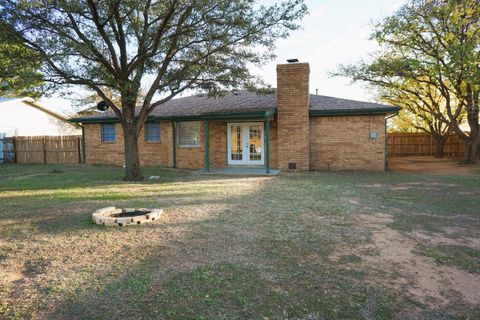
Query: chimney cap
287 58 299 63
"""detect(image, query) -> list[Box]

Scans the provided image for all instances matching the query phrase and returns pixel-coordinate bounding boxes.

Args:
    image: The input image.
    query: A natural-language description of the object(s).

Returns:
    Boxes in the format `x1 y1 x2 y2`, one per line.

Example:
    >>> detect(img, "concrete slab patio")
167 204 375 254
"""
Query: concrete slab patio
193 166 281 176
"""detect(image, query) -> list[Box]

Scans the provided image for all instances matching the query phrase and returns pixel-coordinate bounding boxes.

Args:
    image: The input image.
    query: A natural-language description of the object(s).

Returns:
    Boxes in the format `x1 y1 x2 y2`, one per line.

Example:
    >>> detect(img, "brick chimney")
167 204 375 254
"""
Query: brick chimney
276 62 310 171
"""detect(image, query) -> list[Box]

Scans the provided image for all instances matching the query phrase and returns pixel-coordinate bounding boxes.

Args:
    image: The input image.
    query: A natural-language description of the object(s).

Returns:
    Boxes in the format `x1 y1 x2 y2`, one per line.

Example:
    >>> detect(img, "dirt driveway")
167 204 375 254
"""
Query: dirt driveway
388 156 480 175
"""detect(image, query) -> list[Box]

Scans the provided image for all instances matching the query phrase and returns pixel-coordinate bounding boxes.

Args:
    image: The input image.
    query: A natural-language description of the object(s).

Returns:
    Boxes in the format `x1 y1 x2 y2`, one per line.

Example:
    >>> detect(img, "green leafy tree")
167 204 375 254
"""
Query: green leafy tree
0 24 43 98
337 0 480 163
378 79 461 158
1 0 307 180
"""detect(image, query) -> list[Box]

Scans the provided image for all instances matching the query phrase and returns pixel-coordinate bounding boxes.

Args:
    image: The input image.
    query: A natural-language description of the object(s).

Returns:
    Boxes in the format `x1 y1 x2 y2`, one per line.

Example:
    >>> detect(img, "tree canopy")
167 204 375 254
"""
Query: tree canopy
336 0 480 162
0 0 307 179
0 24 43 98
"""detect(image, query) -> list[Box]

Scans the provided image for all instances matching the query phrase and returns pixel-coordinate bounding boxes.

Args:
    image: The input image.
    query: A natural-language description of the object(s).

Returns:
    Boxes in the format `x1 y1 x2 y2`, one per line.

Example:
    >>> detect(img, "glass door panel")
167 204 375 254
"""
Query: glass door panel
249 125 262 161
230 125 243 161
227 122 264 165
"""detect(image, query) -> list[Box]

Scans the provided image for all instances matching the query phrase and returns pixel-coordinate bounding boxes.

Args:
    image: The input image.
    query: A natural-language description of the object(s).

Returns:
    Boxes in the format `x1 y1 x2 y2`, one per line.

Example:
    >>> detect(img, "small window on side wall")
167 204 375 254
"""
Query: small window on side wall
145 122 161 142
178 121 201 147
101 123 116 142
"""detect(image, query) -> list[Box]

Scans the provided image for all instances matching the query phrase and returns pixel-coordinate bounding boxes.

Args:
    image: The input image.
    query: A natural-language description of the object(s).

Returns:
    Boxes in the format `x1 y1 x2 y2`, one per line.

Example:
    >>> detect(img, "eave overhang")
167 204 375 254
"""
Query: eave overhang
69 109 277 124
309 106 401 117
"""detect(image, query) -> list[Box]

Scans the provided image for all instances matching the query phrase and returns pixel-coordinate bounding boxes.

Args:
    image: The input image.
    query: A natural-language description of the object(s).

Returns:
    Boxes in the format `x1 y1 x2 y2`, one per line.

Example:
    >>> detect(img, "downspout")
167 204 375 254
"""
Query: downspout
81 124 86 163
384 112 399 171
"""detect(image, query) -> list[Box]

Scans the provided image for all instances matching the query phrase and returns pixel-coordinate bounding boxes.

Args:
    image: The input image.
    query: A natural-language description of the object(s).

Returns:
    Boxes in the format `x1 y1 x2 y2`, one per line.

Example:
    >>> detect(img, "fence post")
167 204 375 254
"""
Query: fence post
77 137 82 163
391 135 395 156
12 138 17 163
430 134 433 156
43 137 47 164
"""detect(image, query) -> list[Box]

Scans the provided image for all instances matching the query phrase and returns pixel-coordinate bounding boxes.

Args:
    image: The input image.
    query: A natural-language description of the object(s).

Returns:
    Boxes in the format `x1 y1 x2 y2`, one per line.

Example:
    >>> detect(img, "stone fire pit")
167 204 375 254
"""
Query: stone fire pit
92 207 163 226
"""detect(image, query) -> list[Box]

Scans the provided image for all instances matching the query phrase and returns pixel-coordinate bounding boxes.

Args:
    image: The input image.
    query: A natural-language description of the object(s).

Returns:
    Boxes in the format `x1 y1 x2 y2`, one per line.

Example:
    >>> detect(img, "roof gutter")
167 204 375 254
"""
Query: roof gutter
309 107 400 117
69 110 277 124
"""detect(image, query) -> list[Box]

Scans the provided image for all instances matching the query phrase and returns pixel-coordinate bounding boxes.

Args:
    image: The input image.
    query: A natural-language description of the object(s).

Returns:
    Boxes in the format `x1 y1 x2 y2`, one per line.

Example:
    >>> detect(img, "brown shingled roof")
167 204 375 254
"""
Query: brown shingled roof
70 90 399 122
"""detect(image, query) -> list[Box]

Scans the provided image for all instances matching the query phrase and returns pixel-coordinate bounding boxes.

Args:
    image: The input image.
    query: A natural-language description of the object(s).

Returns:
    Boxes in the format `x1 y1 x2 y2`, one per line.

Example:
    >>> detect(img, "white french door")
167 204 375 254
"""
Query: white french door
227 122 264 165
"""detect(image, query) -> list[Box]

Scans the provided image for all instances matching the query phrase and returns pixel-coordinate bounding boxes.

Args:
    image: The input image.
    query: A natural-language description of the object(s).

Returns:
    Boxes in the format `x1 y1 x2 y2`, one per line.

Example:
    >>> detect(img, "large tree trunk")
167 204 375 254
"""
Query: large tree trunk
123 120 143 181
433 135 446 158
461 136 480 164
461 87 479 164
468 135 480 164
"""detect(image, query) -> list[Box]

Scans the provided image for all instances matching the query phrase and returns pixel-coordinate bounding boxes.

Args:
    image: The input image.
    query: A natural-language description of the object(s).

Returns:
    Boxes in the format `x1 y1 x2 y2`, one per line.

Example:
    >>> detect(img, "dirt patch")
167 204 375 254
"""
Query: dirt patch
388 156 480 175
361 181 458 192
412 231 480 250
0 270 23 283
357 213 395 225
340 213 480 307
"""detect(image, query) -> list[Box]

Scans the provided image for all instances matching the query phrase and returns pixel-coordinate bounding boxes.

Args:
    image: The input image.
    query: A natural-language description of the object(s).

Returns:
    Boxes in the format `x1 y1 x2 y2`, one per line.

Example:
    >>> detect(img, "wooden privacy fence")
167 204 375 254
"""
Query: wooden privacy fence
1 135 83 164
387 133 465 157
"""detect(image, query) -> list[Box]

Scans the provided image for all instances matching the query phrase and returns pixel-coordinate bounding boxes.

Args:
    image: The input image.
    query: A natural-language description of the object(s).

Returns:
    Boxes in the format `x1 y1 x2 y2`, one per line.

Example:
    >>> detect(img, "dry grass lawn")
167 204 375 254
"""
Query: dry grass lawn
0 163 479 319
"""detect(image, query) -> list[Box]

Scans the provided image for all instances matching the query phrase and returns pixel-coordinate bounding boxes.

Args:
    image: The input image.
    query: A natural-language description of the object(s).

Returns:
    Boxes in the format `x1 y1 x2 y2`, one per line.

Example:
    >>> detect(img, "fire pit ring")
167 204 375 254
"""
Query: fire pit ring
92 207 163 226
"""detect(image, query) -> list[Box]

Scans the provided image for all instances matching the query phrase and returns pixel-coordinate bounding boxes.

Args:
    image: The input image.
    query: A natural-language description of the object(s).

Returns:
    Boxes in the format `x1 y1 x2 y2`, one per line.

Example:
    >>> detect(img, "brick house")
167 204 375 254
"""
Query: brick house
70 62 399 173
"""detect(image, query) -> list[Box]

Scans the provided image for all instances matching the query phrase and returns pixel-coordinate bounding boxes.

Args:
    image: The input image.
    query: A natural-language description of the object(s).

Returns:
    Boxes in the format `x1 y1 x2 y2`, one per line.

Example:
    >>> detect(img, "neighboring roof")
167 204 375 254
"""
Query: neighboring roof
0 97 77 124
70 90 399 123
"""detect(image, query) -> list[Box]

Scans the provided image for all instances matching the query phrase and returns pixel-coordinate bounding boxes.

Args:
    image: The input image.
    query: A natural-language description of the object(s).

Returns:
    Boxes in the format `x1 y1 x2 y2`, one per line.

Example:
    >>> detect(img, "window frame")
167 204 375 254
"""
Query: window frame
144 121 161 143
101 123 116 143
177 121 201 148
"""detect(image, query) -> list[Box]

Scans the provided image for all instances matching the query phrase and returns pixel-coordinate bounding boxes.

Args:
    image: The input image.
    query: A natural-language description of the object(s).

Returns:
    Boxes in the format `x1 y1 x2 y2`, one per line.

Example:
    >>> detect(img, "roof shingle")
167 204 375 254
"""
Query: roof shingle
70 90 399 122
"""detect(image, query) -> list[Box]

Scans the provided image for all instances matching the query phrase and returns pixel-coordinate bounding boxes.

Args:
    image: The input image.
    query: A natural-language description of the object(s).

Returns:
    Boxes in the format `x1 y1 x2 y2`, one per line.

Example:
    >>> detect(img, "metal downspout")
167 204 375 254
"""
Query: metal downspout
80 124 86 163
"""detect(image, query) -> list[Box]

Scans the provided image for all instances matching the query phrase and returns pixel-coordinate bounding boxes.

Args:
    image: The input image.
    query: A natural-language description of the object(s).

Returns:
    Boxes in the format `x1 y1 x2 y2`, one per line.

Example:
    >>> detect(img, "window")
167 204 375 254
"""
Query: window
178 121 201 147
145 122 161 142
101 123 116 142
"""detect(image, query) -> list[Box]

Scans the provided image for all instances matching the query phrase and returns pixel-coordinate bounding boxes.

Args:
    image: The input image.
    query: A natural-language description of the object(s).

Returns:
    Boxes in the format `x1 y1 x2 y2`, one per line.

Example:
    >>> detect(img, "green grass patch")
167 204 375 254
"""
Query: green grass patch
415 244 480 274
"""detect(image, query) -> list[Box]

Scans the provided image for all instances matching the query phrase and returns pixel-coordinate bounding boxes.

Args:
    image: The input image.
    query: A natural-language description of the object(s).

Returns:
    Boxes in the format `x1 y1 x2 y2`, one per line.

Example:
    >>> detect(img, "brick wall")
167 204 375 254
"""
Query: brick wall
268 118 278 169
84 123 125 166
276 63 310 171
139 121 172 166
84 121 172 167
209 121 227 167
83 115 386 172
309 115 386 171
83 120 279 169
173 121 205 169
84 121 207 169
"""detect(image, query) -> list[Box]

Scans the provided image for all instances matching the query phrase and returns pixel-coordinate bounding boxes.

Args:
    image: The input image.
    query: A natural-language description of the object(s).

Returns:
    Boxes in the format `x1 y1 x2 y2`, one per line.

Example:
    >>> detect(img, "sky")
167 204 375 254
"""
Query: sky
41 0 404 114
